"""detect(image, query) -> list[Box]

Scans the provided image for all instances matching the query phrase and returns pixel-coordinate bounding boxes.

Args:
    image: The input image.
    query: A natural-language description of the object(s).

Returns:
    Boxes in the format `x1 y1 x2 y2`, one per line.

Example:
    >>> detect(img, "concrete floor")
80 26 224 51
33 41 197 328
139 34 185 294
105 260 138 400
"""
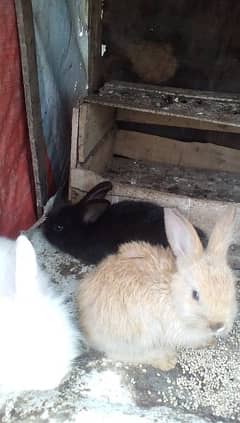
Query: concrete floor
0 228 239 423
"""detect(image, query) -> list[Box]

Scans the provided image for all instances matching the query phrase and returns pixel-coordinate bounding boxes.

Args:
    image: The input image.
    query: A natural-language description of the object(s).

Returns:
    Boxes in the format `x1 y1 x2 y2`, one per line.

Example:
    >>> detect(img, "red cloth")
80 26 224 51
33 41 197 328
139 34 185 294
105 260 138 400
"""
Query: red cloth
0 0 36 237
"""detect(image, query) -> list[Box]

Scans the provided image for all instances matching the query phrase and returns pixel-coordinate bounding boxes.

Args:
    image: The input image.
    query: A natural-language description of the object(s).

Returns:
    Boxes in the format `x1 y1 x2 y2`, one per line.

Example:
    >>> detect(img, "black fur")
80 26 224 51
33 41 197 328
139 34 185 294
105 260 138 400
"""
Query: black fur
42 182 207 265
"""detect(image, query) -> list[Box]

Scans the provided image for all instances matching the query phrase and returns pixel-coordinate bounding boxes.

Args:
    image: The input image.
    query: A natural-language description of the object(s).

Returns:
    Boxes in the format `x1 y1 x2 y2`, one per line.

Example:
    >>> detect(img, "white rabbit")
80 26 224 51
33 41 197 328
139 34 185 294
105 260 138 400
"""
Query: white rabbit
77 207 237 371
0 235 79 391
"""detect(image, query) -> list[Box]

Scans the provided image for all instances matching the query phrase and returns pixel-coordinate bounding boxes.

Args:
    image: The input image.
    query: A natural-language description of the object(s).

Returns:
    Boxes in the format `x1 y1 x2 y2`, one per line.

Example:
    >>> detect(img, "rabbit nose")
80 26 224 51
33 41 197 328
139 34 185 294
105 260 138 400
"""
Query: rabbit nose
209 322 225 333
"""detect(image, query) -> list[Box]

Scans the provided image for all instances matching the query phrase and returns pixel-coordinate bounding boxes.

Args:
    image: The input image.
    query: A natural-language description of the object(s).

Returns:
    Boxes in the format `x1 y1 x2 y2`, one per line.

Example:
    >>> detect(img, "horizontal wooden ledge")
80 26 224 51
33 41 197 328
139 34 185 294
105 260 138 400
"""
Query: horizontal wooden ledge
101 81 240 102
104 155 240 203
70 170 240 243
85 81 240 134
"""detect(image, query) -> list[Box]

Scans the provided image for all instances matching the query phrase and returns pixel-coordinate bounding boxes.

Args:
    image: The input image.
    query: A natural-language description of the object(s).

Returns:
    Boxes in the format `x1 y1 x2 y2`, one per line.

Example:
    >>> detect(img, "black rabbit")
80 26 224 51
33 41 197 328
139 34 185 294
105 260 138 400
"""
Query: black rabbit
42 181 207 264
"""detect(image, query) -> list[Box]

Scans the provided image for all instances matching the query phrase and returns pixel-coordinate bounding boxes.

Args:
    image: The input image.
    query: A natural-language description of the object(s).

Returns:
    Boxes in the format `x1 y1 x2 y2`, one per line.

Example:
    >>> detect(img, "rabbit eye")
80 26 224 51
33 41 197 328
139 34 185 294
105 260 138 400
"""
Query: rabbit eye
54 224 64 232
192 290 199 301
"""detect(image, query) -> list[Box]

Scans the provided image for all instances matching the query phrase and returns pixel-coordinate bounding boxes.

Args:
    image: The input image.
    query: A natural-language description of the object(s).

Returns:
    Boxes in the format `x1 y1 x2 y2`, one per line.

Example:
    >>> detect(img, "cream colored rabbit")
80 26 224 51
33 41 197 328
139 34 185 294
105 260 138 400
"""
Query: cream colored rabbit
77 207 237 371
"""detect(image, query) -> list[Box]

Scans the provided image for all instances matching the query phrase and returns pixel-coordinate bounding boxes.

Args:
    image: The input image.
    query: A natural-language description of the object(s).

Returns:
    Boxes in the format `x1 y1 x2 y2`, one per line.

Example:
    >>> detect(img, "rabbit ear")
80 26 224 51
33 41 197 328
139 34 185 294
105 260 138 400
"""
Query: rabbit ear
83 181 113 202
48 177 69 214
50 189 67 213
83 199 110 223
164 208 203 258
15 235 39 297
207 206 236 257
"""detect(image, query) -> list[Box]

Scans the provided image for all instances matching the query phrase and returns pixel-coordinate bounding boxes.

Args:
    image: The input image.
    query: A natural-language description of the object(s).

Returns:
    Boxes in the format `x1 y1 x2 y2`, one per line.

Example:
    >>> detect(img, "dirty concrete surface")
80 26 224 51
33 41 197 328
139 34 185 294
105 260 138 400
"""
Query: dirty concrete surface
0 228 239 423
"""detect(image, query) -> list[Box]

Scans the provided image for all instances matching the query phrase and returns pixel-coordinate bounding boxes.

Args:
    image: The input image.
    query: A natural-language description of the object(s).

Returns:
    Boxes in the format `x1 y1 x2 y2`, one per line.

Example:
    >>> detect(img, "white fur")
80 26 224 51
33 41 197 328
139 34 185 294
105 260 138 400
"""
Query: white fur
0 235 79 391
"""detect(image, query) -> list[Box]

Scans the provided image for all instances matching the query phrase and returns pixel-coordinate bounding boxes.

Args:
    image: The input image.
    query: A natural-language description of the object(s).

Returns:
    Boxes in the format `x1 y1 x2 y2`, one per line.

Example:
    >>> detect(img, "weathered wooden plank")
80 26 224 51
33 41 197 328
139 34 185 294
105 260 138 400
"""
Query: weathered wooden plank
83 128 115 174
70 175 240 243
106 156 240 203
15 0 48 216
88 0 102 92
78 103 115 162
114 130 240 173
70 107 80 169
116 109 240 135
69 127 114 201
102 81 240 102
110 183 240 243
86 81 240 134
71 168 104 198
69 106 80 199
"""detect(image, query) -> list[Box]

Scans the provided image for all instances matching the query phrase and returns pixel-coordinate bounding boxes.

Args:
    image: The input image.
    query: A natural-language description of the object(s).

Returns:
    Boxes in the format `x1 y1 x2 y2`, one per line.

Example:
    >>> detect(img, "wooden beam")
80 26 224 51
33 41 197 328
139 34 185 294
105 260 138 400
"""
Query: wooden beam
83 128 115 173
114 130 240 173
87 81 240 134
69 126 115 200
88 0 102 92
78 103 115 162
116 109 240 135
70 175 240 243
15 0 48 217
70 107 80 169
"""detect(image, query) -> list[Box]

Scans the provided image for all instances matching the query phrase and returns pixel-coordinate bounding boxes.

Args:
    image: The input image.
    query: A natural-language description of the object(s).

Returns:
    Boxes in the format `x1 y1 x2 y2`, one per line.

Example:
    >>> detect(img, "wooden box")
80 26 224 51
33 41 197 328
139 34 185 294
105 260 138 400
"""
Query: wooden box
69 0 240 245
69 81 240 243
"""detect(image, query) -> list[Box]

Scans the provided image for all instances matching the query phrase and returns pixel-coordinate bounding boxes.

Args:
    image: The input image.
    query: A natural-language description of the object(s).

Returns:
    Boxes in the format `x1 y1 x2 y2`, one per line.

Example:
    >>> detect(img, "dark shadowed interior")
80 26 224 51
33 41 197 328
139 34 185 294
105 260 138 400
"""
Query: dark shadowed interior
102 0 240 93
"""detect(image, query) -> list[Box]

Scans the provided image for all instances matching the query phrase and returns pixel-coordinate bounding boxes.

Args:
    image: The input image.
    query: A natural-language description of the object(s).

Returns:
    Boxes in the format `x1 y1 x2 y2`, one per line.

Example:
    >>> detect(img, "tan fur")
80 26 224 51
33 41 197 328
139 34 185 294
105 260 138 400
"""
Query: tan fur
207 207 236 256
77 207 237 371
125 41 177 84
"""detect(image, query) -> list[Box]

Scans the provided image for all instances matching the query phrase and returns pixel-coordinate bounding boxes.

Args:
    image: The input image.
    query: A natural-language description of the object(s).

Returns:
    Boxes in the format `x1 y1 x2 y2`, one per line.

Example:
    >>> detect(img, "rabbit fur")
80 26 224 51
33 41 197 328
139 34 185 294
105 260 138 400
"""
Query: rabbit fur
77 207 237 371
43 181 207 264
0 235 79 391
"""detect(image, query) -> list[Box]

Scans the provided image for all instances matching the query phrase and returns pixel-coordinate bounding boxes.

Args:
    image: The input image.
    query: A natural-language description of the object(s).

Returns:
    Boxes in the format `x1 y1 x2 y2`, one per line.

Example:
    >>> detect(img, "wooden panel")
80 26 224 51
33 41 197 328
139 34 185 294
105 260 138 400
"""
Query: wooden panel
71 168 104 197
88 0 102 92
70 174 240 243
116 109 240 135
78 103 115 162
86 81 240 134
69 127 114 200
83 128 115 173
69 106 80 199
114 130 240 173
70 107 80 169
15 0 48 216
107 156 240 204
110 183 240 243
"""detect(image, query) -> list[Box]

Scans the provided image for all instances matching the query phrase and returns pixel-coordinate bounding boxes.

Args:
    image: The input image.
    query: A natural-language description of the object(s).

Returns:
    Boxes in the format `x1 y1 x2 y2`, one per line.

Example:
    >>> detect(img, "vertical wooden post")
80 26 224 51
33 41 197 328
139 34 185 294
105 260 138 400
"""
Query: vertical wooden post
88 0 103 93
14 0 48 217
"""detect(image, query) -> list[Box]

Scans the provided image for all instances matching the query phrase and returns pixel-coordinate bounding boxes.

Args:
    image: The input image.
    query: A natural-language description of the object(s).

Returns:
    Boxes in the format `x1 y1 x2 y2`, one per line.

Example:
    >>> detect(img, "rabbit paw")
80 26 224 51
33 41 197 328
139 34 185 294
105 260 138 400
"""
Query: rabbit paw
150 352 177 371
205 337 217 348
195 337 216 349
